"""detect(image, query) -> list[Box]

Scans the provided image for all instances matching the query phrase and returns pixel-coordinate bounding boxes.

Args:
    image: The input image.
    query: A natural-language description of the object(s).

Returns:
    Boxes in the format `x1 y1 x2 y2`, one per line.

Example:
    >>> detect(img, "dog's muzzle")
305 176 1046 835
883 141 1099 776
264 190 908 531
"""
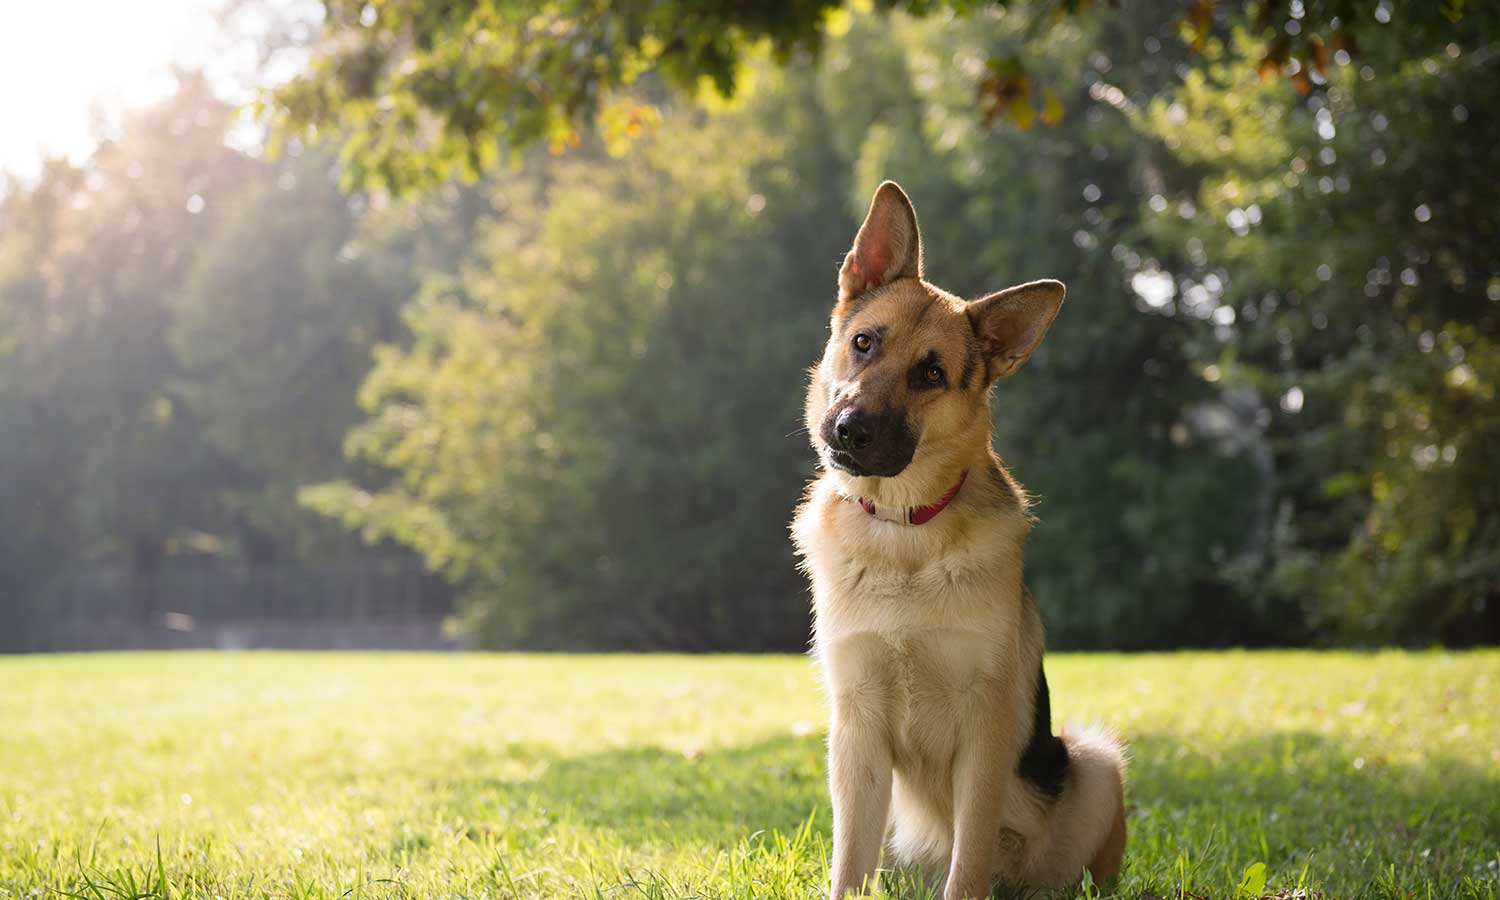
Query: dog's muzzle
821 406 917 477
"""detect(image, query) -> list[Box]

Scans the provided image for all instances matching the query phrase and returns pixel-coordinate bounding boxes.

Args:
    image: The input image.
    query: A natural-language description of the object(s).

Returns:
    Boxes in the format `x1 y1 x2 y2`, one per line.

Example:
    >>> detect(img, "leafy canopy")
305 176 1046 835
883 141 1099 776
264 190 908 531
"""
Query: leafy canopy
264 0 1490 192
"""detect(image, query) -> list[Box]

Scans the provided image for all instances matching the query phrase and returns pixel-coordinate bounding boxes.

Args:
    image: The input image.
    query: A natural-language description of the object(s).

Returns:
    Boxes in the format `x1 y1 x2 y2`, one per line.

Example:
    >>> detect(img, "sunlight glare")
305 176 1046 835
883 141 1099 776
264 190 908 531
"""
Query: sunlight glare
0 0 227 176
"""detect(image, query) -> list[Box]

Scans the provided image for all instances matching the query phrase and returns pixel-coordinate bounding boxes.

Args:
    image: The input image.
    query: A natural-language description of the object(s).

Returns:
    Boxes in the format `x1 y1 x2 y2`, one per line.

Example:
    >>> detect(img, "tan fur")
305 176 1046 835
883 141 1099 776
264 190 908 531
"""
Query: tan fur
1089 777 1129 881
791 182 1126 899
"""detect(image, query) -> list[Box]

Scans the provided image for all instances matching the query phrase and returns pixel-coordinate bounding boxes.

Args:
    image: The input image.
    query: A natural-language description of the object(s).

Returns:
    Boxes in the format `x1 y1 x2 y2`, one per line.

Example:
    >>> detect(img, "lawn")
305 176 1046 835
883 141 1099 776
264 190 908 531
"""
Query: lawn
0 652 1496 900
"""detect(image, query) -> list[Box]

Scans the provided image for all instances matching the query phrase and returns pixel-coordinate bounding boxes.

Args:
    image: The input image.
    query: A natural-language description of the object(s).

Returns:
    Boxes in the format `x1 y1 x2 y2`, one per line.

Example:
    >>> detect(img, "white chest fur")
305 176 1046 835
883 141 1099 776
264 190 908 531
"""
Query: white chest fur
822 626 996 765
796 479 1032 765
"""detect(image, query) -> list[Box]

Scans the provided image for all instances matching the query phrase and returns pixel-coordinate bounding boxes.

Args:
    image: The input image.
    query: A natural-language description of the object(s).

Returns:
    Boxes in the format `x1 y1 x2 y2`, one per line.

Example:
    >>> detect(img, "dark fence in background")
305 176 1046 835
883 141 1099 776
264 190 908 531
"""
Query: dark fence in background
4 558 457 652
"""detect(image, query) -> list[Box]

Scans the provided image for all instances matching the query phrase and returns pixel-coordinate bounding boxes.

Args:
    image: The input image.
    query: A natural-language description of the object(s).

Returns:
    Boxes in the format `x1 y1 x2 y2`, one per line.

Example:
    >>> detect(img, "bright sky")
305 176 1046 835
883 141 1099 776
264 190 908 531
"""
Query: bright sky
0 0 280 177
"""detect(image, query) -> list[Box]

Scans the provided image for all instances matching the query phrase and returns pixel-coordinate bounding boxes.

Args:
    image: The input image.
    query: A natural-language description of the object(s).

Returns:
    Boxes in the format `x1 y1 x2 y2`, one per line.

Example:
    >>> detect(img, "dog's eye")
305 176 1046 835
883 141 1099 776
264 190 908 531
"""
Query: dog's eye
852 333 873 353
924 365 944 385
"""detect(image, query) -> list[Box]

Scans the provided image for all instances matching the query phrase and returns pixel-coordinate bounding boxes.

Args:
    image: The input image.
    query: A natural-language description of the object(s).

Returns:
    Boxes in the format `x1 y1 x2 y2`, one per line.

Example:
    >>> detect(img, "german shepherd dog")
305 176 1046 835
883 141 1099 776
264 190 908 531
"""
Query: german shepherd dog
792 182 1127 899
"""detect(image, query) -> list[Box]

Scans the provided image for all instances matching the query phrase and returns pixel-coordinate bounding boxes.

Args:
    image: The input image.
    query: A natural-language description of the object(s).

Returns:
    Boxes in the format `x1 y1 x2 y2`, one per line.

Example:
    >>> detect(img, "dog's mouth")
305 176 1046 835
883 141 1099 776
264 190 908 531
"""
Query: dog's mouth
824 447 912 479
825 449 871 477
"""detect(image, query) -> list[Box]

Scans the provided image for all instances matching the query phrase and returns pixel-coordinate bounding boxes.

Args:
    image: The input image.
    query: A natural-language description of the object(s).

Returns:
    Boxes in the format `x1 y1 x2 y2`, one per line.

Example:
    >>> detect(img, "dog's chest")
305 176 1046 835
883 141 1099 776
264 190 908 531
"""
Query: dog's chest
823 625 997 766
801 484 1027 762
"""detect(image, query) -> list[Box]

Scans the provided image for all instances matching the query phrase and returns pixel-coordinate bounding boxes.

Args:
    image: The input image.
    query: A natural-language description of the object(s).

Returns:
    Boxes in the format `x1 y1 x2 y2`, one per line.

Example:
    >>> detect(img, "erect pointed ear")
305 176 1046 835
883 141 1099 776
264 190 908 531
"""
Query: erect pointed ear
838 181 923 302
966 279 1065 380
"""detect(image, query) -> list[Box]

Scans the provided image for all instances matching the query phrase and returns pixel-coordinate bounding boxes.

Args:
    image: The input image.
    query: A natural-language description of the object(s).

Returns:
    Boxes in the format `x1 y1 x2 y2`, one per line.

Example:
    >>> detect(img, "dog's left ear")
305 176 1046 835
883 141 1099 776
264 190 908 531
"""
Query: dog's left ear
967 279 1065 380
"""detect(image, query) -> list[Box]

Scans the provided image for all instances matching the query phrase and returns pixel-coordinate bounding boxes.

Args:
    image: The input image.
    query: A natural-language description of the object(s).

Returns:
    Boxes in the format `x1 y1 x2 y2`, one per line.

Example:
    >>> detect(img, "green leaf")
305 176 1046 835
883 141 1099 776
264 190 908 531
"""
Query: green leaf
1041 86 1065 126
1235 861 1268 899
1321 472 1363 498
1010 94 1036 130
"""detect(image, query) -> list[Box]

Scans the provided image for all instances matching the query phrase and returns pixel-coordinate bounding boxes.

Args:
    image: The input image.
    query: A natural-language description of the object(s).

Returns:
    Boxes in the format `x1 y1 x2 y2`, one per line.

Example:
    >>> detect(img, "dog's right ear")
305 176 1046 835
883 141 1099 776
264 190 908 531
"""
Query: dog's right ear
838 181 922 303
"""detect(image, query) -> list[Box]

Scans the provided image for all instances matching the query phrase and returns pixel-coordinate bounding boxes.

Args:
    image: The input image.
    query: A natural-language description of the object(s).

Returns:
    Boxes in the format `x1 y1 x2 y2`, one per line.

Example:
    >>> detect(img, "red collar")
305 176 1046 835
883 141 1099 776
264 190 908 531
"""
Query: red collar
855 470 968 526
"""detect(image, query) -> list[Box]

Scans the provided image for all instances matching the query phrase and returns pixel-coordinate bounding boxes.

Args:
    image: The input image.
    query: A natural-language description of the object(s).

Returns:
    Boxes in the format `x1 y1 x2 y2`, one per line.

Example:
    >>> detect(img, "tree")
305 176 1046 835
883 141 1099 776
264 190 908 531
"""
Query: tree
265 0 1496 193
1133 15 1500 642
170 151 410 562
2 74 255 576
0 161 93 648
302 67 851 649
0 74 468 648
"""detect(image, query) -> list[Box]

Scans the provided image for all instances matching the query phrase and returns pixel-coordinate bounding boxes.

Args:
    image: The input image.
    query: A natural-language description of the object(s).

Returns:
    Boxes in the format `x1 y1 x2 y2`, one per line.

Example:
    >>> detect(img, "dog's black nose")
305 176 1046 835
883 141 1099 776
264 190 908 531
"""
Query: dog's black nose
834 408 873 452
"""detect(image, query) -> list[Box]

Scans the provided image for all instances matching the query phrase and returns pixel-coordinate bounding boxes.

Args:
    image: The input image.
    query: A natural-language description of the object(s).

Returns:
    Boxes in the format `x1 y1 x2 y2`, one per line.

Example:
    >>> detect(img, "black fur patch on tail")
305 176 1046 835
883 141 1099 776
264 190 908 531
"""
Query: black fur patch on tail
1017 663 1069 799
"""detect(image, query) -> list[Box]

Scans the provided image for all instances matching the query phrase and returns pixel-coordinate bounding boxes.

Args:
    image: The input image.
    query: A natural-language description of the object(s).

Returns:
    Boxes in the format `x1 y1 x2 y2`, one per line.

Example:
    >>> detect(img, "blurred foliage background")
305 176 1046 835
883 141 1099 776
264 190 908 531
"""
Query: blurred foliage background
1 0 1496 651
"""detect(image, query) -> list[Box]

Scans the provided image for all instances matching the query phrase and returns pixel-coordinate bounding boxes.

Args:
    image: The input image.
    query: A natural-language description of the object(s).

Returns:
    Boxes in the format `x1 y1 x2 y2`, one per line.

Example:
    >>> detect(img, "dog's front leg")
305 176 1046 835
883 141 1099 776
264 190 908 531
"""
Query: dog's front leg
943 718 1010 900
827 703 892 899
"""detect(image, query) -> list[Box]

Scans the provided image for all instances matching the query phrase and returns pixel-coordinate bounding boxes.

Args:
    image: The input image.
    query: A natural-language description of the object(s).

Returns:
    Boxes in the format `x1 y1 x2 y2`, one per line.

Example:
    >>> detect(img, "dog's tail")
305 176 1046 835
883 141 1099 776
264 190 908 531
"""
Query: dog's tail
1021 723 1128 888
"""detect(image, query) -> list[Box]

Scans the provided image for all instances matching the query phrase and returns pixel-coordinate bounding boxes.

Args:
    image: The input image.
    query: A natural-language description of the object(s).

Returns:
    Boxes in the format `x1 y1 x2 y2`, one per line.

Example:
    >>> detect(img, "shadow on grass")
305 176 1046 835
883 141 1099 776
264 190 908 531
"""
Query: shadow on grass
426 733 831 846
429 728 1499 895
1124 731 1498 894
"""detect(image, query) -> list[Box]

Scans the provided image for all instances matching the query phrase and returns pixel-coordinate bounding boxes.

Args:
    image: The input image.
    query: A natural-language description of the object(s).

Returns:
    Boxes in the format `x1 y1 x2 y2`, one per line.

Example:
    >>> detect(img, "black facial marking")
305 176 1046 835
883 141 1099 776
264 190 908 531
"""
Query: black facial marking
1016 661 1069 799
820 402 918 477
960 343 979 391
910 293 939 329
908 350 946 391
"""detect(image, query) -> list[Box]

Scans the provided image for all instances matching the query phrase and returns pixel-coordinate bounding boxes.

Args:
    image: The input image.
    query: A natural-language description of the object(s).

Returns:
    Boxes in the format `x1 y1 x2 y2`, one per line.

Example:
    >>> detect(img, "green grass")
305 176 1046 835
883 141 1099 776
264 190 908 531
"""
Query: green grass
0 651 1496 900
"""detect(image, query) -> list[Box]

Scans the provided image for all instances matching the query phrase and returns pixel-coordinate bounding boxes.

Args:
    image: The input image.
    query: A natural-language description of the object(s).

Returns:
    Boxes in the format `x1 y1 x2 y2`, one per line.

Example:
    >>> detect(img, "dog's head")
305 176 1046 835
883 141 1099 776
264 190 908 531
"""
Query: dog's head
806 181 1064 484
